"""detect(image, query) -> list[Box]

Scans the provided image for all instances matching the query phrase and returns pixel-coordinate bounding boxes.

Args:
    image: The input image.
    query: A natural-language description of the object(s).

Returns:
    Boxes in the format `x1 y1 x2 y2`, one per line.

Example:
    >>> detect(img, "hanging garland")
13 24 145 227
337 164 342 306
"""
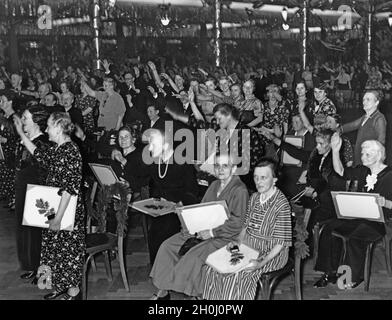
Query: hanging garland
86 182 132 238
291 202 310 260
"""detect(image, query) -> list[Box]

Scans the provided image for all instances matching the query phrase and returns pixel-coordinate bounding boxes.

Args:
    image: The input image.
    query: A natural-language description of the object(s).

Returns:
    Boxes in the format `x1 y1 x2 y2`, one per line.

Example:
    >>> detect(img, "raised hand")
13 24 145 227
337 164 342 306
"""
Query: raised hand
188 88 195 103
13 115 25 137
330 132 342 152
273 125 282 138
101 59 111 72
147 61 156 71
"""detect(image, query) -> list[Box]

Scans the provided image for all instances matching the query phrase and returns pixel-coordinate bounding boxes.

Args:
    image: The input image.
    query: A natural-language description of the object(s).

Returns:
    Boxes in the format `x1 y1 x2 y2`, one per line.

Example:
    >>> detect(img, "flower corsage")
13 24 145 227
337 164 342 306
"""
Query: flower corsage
365 173 378 191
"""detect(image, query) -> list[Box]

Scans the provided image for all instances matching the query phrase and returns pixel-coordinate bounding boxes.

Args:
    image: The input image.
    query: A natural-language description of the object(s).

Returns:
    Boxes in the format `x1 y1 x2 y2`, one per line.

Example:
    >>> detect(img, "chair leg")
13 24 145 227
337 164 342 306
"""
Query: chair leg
258 277 272 300
141 215 149 250
103 250 113 282
118 238 130 291
384 237 392 277
312 223 320 267
364 243 374 292
294 256 302 300
82 255 94 300
91 256 97 272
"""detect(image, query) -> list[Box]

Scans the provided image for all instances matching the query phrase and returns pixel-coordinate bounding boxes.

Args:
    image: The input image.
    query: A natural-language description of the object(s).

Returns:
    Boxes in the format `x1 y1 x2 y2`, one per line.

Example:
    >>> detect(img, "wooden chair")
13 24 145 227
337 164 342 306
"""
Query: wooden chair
82 183 131 300
332 221 392 291
257 207 311 300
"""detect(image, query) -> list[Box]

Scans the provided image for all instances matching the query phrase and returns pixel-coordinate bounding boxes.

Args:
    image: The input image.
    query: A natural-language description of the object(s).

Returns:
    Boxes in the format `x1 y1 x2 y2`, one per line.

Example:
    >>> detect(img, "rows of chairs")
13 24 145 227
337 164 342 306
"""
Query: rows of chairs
81 179 392 300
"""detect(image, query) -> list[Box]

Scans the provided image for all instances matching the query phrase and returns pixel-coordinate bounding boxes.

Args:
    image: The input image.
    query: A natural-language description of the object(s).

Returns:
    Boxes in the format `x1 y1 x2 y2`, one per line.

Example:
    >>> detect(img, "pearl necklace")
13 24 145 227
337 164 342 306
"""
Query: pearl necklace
158 155 169 179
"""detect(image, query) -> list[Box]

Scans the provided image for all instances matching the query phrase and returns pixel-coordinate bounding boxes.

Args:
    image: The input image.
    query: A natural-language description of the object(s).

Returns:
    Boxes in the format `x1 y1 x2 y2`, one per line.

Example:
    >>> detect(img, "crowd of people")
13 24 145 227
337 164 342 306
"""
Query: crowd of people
0 50 391 300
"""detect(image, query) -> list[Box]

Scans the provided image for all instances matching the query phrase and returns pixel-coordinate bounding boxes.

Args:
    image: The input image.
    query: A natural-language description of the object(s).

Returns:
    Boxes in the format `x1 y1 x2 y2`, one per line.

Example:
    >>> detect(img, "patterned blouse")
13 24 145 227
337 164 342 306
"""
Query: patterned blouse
239 95 263 116
311 97 336 117
262 102 290 130
75 94 97 134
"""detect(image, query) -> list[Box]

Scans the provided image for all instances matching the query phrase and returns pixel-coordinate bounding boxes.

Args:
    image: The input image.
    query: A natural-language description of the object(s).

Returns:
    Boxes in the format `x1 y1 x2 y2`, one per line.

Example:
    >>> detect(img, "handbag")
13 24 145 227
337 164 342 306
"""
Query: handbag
178 236 204 257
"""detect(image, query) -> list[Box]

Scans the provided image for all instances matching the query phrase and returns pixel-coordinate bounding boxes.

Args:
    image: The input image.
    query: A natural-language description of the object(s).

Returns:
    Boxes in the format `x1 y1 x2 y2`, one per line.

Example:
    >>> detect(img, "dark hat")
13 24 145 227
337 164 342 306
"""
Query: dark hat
313 79 328 91
0 89 16 101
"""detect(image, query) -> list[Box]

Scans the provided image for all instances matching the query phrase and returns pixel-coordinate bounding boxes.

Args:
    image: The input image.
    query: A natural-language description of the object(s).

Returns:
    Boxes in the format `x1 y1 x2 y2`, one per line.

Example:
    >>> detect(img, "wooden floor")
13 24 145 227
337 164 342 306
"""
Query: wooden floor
1 201 392 300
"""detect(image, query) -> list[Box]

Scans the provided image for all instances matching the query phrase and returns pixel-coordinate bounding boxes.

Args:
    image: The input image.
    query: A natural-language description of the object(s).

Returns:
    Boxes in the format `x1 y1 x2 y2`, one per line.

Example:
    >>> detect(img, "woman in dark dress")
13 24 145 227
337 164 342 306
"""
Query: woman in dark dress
110 125 150 200
314 135 392 288
144 128 199 265
14 112 85 300
15 106 51 282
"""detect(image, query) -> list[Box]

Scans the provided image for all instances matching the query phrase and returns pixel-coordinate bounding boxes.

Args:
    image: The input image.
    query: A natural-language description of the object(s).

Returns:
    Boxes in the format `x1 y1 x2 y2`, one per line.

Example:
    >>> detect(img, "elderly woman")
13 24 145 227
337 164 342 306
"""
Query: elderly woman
144 128 199 265
14 112 85 300
150 153 249 299
201 159 292 300
239 79 264 126
340 90 386 166
15 106 51 282
313 136 392 288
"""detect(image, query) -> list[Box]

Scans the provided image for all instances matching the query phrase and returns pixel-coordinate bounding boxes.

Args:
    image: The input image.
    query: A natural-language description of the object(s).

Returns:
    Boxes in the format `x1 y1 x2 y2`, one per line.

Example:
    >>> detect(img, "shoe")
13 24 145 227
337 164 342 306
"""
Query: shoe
344 280 363 290
20 271 37 280
61 292 81 300
150 293 170 300
43 289 67 300
313 273 337 288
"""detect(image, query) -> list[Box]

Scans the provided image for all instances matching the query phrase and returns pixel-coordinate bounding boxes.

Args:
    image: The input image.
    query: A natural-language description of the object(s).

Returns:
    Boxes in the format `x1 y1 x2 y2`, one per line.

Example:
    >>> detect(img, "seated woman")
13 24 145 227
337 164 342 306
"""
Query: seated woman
261 111 315 199
313 136 392 288
150 153 249 299
201 158 292 300
110 125 150 200
302 129 347 233
144 128 199 265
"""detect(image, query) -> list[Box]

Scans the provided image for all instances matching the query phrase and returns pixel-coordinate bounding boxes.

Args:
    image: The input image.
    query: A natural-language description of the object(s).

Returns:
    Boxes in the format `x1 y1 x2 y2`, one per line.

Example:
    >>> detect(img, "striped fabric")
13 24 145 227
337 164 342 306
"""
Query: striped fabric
201 189 292 300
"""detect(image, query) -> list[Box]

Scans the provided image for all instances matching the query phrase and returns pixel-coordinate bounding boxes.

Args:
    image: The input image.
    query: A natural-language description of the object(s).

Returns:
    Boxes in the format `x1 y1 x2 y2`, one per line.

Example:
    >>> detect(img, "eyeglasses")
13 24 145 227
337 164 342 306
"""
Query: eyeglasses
214 164 231 170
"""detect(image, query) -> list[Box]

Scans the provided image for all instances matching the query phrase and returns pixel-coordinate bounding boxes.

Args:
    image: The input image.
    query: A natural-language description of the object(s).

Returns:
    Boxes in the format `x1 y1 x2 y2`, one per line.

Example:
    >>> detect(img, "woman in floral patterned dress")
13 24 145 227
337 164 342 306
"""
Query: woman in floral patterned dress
14 112 85 300
75 83 97 134
0 95 17 209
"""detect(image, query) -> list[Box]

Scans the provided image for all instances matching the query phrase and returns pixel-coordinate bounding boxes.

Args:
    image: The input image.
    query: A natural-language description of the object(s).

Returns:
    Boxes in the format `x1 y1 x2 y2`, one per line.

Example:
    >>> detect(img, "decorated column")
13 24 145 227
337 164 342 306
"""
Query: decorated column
301 0 309 70
93 0 101 70
214 0 222 68
367 2 373 64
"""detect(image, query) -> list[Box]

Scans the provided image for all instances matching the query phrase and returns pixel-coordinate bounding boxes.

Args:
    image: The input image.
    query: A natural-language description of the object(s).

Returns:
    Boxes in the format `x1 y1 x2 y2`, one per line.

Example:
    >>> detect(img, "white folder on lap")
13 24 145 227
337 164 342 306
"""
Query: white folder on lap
22 184 77 231
177 201 229 235
206 244 259 274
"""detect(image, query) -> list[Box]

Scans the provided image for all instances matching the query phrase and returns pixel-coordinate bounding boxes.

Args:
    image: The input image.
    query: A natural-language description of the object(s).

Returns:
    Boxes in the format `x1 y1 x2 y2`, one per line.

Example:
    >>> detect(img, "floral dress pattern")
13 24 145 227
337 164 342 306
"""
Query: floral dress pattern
201 189 292 300
311 97 337 117
0 120 17 201
262 102 290 130
75 94 97 134
33 141 85 292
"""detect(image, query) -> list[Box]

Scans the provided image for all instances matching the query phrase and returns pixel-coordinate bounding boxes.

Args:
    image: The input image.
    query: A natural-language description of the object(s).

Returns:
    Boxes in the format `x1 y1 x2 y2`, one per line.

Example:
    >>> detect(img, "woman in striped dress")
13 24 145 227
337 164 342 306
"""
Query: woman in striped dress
201 159 292 300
